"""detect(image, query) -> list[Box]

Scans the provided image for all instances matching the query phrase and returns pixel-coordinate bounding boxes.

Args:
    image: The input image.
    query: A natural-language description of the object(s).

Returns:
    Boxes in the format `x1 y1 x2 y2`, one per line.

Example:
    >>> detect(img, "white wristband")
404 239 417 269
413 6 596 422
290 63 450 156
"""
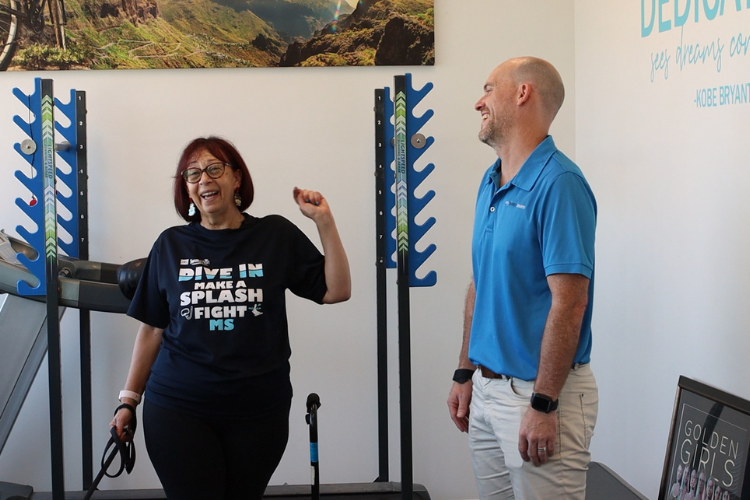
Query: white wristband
118 390 142 405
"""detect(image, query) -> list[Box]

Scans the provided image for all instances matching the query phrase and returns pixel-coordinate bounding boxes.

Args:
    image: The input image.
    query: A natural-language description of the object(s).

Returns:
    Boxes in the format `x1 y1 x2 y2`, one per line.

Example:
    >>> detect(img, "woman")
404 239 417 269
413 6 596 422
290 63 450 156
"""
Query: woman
684 468 698 500
110 136 351 500
679 465 690 500
705 477 715 500
670 464 683 499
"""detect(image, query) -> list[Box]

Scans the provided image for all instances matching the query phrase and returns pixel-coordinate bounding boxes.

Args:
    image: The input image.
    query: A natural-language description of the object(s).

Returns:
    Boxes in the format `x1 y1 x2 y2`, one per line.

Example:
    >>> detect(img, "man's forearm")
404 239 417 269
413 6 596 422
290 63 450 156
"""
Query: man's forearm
533 273 589 399
458 280 476 369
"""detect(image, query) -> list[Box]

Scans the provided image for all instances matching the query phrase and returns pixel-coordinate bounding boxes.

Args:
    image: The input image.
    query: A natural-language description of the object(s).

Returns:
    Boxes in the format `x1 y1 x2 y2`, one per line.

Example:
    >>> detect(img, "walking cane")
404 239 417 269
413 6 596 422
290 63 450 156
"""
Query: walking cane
306 393 321 500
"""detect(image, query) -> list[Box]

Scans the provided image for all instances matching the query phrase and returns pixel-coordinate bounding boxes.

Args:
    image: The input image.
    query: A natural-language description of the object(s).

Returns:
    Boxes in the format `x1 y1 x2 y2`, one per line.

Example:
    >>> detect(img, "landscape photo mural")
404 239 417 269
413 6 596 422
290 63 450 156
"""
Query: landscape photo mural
0 0 434 70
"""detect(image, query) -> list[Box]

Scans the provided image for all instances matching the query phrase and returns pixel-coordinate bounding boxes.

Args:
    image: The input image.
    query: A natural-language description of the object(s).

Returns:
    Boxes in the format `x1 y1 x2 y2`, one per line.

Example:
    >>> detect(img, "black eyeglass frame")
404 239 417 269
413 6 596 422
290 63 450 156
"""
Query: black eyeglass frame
182 162 231 183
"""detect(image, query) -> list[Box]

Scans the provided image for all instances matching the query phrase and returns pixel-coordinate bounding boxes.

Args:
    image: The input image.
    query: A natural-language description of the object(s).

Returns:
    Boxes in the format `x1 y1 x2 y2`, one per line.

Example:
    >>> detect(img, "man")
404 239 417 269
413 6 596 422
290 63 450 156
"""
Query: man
447 57 599 499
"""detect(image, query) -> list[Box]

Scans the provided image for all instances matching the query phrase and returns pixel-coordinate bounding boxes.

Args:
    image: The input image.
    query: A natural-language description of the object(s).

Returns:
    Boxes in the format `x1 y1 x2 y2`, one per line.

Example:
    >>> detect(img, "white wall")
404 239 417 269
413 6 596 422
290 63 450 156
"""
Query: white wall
0 2 576 499
577 1 750 498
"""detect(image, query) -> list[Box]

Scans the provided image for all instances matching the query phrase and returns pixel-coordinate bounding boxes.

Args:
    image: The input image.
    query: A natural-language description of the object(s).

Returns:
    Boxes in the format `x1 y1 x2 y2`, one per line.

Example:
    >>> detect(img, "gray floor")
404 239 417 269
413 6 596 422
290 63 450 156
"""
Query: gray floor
2 464 649 500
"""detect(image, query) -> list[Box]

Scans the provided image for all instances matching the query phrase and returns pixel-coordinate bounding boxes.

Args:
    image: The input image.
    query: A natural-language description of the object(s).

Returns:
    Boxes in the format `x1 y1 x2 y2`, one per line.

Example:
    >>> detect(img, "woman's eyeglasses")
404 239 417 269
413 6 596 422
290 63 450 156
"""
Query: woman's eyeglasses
182 163 229 183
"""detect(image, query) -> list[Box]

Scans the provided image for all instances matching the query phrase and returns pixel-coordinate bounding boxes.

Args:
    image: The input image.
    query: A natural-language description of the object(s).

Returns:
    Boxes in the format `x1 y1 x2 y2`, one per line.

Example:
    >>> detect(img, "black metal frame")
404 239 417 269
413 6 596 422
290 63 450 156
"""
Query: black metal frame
658 376 750 500
392 74 413 500
373 88 389 483
75 90 93 491
373 77 418 500
41 78 65 500
39 82 90 500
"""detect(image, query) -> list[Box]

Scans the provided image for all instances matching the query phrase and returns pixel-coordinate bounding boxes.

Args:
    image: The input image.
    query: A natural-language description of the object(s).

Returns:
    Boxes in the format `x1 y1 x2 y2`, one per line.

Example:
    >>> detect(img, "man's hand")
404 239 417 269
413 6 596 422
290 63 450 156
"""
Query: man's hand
447 381 473 432
518 407 557 466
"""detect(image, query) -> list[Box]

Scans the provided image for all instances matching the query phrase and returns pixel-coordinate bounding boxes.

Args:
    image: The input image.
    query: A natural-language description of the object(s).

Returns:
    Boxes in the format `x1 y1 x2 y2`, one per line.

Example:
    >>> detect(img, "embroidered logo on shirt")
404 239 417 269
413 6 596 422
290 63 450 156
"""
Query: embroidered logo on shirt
505 201 526 209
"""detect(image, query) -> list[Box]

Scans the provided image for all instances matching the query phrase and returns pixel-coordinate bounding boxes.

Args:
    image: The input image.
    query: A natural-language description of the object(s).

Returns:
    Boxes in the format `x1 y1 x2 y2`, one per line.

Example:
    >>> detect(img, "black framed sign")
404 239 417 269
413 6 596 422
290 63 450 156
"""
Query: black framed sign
659 376 750 500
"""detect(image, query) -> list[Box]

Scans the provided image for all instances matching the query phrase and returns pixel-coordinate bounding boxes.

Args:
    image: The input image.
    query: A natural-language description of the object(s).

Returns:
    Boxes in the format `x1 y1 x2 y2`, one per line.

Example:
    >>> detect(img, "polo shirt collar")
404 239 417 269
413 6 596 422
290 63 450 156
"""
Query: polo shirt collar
489 135 557 191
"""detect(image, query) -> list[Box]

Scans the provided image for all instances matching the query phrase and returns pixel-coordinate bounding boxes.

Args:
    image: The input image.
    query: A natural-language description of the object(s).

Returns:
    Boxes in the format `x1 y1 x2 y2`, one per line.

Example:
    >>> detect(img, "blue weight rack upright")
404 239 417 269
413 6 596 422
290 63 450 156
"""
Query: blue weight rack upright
9 77 90 500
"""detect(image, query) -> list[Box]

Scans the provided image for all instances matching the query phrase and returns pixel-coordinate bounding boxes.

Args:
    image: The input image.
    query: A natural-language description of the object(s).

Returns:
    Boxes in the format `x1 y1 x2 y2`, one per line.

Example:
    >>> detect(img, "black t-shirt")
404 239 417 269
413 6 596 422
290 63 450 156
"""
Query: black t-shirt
127 214 327 418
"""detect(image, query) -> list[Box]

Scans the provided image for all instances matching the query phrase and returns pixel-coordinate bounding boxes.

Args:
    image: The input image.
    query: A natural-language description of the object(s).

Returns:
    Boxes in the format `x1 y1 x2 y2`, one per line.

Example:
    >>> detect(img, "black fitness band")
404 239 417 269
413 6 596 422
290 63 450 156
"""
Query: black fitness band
83 404 138 500
105 403 137 477
453 368 475 384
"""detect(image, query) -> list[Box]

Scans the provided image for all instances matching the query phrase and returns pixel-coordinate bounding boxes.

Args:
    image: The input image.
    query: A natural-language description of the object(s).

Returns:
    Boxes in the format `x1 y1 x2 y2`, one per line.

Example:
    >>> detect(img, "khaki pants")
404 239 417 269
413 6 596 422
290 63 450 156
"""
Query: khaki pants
468 364 599 500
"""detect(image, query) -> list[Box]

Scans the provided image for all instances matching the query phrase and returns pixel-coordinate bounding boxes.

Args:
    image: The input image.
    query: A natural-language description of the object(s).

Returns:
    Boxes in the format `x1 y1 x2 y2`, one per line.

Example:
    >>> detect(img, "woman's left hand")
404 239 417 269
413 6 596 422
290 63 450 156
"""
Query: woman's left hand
293 187 331 222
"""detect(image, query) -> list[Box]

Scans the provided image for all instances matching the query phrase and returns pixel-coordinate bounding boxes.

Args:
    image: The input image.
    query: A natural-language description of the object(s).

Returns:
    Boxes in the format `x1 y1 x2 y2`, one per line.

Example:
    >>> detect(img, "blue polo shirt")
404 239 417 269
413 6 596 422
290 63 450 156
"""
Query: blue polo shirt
469 136 596 381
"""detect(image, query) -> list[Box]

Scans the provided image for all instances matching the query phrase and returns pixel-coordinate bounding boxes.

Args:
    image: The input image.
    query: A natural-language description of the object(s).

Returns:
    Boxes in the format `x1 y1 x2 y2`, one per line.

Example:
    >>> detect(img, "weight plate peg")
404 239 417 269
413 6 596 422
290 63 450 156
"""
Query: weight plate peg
21 139 37 155
411 133 426 149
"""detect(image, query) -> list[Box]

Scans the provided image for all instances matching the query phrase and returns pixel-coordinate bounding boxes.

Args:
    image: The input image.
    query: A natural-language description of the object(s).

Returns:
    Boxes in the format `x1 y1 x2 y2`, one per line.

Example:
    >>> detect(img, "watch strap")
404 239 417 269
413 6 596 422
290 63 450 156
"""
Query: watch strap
530 392 558 413
118 390 142 405
453 368 475 384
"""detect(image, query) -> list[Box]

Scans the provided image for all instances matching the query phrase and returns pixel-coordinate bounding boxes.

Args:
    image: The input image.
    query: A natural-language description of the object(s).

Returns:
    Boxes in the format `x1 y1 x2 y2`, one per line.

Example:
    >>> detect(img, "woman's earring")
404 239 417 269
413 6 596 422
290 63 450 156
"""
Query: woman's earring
234 189 241 207
188 201 196 217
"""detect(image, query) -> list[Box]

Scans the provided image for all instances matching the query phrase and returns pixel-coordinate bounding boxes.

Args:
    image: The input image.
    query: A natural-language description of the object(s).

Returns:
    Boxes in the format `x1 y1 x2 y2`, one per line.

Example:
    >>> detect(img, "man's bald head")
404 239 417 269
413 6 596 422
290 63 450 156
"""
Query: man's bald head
505 56 565 122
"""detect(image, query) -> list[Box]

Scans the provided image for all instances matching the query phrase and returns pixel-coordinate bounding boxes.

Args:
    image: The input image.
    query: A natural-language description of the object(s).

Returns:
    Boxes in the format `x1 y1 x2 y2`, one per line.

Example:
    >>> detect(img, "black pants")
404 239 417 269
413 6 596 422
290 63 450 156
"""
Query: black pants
143 399 290 500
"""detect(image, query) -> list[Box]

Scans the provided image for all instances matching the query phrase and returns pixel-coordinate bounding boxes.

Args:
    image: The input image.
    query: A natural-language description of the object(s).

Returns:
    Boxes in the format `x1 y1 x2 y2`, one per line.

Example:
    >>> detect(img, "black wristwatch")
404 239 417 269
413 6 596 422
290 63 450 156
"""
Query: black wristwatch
530 392 558 413
452 368 475 384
